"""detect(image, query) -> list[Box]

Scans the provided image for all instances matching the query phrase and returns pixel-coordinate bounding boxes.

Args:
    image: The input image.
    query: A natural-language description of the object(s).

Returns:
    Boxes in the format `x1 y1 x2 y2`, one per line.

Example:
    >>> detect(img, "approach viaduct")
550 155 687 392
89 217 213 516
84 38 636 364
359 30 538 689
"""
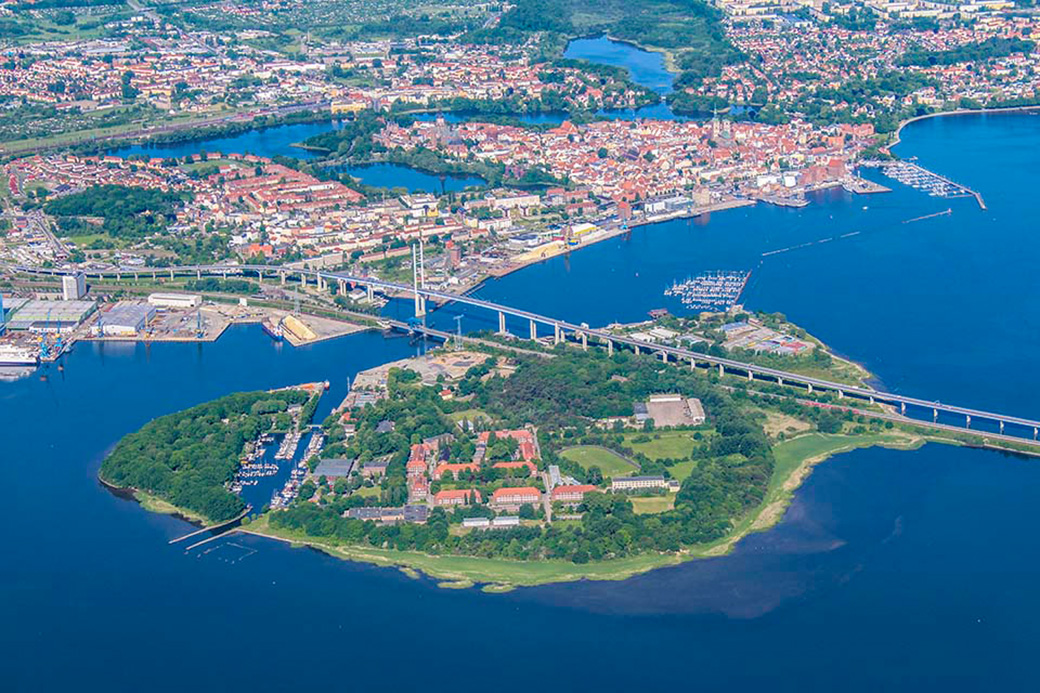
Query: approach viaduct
14 262 1040 442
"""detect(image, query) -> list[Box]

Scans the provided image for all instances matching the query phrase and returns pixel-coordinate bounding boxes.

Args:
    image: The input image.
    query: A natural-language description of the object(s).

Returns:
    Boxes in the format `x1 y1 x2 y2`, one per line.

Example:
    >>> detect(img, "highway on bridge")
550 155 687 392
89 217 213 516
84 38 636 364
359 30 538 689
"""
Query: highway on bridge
14 262 1040 442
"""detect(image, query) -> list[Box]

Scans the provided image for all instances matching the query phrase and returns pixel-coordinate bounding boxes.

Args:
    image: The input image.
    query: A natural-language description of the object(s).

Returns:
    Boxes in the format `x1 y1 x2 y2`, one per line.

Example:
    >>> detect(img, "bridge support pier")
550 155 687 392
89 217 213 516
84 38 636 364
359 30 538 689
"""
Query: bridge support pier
498 311 507 335
367 285 374 301
581 332 587 351
257 270 263 284
1034 427 1038 441
1000 420 1005 435
554 323 562 345
966 414 971 429
634 344 640 355
607 339 613 356
152 272 157 280
718 364 724 377
169 269 174 280
280 271 286 285
197 269 202 280
807 383 813 394
134 272 138 281
690 357 696 371
901 402 906 416
777 376 783 386
747 370 753 382
414 293 426 318
933 408 938 423
529 320 537 341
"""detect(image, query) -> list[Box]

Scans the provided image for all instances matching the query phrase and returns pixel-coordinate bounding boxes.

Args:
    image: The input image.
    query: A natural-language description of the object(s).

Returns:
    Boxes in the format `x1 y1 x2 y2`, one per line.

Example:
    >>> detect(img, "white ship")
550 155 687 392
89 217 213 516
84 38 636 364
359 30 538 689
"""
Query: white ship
0 344 39 366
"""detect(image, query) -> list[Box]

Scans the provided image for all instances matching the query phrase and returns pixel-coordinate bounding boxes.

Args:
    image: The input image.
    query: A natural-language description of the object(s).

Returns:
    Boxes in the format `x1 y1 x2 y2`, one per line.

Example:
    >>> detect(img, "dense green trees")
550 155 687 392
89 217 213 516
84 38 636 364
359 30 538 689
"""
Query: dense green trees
184 278 259 295
100 390 308 522
900 38 1035 68
273 348 777 564
45 184 189 240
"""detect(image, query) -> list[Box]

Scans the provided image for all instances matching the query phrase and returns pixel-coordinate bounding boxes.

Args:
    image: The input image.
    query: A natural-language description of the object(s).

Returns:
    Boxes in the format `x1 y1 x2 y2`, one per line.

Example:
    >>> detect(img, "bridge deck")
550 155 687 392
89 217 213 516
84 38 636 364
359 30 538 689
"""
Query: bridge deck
14 263 1040 434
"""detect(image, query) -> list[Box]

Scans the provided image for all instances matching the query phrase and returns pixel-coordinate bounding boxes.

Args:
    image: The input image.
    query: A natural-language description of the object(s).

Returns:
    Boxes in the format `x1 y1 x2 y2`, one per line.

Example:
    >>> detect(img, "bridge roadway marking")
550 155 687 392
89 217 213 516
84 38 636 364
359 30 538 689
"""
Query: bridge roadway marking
14 263 1040 434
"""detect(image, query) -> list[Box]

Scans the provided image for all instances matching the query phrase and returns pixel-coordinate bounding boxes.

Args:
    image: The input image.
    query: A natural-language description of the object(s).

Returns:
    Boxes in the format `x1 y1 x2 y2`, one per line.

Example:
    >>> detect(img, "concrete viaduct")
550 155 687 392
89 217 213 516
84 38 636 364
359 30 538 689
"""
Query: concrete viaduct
15 262 1040 443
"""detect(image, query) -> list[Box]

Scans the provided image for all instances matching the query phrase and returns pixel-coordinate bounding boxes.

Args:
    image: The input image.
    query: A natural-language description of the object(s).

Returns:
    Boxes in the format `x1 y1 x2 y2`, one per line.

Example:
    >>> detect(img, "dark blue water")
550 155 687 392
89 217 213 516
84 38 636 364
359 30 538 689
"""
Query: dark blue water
565 35 676 95
108 120 346 161
331 162 485 193
456 111 1040 419
6 104 1040 692
565 35 687 120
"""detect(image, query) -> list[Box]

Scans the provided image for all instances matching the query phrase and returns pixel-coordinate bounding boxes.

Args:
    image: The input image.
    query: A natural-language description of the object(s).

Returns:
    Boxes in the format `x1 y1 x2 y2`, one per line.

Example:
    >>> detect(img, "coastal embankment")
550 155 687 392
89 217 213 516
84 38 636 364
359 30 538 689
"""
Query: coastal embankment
232 430 937 589
887 104 1040 152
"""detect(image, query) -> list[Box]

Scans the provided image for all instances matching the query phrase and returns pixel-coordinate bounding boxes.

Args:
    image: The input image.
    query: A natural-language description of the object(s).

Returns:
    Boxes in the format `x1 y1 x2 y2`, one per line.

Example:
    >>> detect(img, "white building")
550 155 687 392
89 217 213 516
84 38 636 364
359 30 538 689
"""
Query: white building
100 303 156 336
61 273 86 301
147 292 202 309
611 476 669 492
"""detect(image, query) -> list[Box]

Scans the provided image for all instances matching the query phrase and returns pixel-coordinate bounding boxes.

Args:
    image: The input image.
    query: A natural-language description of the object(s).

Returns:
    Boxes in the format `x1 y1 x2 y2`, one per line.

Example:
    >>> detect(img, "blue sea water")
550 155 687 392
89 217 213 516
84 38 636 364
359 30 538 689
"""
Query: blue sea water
3 110 1039 693
5 37 1040 690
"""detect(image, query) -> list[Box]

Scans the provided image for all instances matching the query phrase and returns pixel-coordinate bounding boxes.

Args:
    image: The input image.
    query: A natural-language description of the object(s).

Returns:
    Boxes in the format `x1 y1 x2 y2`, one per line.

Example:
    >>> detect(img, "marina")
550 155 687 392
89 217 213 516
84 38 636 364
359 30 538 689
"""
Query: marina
864 159 986 209
274 430 303 460
664 271 751 311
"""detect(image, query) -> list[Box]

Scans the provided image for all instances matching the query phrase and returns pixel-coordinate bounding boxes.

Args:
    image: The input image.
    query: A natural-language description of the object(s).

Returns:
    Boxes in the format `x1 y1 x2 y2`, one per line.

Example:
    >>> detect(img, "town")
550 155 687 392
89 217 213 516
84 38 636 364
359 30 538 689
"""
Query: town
2 0 1038 370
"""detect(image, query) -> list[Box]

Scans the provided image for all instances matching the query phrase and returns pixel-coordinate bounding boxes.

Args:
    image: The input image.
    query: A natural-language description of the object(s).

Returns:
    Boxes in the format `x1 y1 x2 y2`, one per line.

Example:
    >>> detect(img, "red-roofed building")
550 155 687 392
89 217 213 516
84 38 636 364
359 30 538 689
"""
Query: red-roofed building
407 443 429 478
490 486 541 509
493 460 537 477
479 429 540 461
551 484 598 504
408 476 429 503
433 489 482 507
433 462 480 480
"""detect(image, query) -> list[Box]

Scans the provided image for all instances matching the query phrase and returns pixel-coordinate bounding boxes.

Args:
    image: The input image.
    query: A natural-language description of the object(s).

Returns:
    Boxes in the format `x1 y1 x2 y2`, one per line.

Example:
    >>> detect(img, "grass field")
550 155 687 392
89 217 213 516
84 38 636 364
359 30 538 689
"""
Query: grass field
448 408 491 425
768 432 909 496
560 445 638 477
133 490 210 525
623 430 708 460
353 485 382 499
133 426 983 588
668 460 696 481
631 494 676 515
242 515 692 588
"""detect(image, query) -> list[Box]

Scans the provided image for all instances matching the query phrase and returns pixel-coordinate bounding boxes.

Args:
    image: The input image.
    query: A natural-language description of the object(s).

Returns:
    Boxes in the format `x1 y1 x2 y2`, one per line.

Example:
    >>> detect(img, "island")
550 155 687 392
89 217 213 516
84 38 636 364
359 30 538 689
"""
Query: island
99 320 1031 591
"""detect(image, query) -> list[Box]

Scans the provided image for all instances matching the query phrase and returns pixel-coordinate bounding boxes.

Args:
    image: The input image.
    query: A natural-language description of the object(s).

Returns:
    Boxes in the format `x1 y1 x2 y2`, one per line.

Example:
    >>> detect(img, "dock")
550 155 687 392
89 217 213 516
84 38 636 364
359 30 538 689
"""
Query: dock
862 160 985 210
168 508 249 545
843 176 891 194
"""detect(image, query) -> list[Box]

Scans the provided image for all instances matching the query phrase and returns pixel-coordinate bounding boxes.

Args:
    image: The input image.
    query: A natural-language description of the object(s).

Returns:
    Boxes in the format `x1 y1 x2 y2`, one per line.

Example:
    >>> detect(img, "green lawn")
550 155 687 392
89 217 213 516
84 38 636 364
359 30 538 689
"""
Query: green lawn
631 494 676 515
768 431 918 496
668 460 696 481
623 429 710 460
243 515 692 588
353 485 382 499
560 445 638 477
448 408 491 424
235 430 940 588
